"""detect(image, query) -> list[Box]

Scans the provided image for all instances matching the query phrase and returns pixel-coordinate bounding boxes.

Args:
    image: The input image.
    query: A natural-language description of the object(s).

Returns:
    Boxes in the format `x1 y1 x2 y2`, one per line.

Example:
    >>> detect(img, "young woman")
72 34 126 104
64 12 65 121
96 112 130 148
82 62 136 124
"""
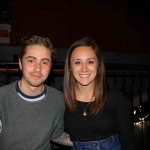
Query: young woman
63 37 137 150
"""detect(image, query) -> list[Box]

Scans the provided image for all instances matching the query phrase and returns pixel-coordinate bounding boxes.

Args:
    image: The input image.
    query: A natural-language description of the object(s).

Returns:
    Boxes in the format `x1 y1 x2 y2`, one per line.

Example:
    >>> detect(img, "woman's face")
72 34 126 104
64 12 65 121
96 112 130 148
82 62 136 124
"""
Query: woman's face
70 46 98 87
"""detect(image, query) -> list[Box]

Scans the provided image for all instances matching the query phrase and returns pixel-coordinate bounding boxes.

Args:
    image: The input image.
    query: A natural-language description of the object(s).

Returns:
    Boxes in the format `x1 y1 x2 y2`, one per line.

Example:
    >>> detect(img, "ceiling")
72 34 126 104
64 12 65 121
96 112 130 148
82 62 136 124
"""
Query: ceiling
0 0 150 24
0 0 12 24
127 0 150 17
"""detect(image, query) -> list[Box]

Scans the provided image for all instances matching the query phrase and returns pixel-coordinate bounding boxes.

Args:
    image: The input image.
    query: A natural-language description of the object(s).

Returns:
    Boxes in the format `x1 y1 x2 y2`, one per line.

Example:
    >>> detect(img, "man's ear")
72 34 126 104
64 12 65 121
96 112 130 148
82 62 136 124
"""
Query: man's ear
19 58 22 70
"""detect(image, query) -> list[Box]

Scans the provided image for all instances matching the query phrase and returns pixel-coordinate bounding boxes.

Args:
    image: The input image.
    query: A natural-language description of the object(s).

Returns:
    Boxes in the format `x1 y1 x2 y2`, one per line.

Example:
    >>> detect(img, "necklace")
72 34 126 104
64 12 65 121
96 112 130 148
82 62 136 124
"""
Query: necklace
81 97 93 116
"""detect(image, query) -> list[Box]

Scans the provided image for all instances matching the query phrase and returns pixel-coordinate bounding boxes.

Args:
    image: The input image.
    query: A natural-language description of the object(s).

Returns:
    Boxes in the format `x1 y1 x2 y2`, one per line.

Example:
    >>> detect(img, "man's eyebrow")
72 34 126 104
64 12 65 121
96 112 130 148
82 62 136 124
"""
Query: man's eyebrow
26 56 36 59
26 56 51 62
41 58 51 62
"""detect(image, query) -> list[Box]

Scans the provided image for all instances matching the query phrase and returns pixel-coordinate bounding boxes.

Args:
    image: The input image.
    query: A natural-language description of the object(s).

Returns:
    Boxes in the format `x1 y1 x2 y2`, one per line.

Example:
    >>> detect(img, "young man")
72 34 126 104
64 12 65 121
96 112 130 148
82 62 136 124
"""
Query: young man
0 35 65 150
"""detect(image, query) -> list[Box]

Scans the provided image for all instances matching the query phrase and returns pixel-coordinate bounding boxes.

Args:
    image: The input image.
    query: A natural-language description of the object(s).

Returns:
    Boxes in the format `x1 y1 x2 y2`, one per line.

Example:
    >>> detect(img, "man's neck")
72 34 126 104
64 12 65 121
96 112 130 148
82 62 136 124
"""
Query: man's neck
18 80 44 96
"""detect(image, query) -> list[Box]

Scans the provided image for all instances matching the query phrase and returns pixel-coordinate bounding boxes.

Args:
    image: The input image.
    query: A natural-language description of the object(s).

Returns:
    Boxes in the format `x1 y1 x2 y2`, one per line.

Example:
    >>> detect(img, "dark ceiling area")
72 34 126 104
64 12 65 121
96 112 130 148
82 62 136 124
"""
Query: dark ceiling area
0 0 150 26
128 0 150 18
0 0 12 24
0 0 150 54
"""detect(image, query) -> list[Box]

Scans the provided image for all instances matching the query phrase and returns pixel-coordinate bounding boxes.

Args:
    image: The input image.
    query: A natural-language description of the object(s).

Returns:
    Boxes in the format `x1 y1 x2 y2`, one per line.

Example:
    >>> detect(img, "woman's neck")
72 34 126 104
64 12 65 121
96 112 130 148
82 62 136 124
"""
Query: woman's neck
75 84 94 102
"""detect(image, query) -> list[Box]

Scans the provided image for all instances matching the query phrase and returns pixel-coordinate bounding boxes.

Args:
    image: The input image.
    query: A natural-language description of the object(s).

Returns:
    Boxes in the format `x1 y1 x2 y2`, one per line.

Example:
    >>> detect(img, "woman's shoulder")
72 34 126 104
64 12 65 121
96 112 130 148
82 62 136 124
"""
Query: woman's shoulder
108 84 122 93
107 84 125 101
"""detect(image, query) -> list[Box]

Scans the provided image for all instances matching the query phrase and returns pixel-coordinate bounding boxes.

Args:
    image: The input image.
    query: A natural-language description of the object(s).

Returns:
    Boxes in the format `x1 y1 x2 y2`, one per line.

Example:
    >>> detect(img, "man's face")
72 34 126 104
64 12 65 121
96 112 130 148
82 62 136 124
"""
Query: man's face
19 45 52 88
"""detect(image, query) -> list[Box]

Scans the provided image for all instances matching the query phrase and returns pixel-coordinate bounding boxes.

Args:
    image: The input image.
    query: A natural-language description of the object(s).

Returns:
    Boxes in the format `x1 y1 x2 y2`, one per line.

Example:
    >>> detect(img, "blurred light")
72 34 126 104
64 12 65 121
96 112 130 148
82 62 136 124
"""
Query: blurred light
134 110 136 114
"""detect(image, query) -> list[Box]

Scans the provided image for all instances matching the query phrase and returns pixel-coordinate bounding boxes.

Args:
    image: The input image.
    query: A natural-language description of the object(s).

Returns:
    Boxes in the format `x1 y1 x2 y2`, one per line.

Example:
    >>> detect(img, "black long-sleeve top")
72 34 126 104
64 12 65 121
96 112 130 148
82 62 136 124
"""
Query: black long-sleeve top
64 86 137 150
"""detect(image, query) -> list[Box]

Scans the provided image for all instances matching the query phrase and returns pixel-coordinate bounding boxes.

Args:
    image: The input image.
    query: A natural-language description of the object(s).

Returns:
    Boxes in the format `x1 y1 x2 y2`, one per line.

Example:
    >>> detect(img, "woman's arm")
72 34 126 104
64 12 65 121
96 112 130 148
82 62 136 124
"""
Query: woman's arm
114 88 138 150
51 132 73 146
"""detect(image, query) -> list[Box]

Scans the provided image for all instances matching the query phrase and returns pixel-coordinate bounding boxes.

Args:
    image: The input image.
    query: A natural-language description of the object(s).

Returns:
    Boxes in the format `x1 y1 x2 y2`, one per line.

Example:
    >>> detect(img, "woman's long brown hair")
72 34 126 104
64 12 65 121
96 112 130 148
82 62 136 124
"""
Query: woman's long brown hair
63 37 110 115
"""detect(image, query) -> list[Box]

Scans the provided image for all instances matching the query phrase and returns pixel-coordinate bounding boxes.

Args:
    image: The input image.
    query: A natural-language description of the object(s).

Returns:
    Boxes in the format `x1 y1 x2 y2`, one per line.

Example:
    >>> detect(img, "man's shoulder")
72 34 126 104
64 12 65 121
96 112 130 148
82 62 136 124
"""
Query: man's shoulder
0 81 16 91
45 85 65 108
45 85 64 97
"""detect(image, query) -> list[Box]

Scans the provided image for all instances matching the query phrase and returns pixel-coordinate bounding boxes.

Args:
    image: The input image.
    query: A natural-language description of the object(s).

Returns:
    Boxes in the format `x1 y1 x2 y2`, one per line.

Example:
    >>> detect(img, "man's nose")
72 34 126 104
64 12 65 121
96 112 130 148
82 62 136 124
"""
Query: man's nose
34 62 41 72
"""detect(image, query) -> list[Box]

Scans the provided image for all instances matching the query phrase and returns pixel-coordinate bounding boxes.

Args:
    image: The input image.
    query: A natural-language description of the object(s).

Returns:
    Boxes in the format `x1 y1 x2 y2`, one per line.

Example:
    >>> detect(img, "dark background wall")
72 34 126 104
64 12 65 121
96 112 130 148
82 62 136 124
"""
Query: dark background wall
10 0 150 54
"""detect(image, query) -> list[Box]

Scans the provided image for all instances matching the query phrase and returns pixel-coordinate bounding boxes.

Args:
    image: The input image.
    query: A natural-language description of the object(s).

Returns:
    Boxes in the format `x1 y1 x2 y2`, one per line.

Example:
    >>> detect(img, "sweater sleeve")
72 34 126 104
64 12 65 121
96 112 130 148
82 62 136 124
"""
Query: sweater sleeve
50 92 65 139
113 88 138 150
0 105 1 134
51 116 64 139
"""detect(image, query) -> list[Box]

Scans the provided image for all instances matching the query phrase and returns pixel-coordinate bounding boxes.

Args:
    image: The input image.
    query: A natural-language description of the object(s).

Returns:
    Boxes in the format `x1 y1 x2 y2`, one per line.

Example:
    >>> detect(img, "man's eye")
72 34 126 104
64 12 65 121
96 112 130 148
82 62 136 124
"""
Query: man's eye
42 61 49 65
28 60 34 63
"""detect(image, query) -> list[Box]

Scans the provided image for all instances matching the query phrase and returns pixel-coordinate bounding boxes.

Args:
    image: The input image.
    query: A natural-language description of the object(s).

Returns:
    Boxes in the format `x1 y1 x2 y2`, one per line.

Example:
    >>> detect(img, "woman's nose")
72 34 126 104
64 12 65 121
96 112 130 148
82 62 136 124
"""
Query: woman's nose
81 63 88 72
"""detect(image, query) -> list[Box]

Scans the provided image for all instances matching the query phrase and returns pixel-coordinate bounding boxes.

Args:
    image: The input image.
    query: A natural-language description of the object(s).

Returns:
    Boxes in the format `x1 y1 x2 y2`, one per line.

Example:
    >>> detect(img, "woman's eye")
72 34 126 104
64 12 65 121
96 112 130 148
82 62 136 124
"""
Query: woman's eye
88 61 94 64
74 61 80 64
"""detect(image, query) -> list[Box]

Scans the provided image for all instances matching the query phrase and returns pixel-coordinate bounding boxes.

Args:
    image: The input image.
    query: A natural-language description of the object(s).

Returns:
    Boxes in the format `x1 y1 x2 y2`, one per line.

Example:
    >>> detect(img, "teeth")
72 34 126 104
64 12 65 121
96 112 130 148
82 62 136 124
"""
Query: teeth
80 75 89 78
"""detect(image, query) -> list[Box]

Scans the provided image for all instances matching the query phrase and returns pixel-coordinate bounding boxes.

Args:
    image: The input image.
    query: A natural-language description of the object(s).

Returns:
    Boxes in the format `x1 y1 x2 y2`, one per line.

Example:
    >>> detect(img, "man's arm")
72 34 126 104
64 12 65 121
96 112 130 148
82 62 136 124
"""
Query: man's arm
51 132 73 146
